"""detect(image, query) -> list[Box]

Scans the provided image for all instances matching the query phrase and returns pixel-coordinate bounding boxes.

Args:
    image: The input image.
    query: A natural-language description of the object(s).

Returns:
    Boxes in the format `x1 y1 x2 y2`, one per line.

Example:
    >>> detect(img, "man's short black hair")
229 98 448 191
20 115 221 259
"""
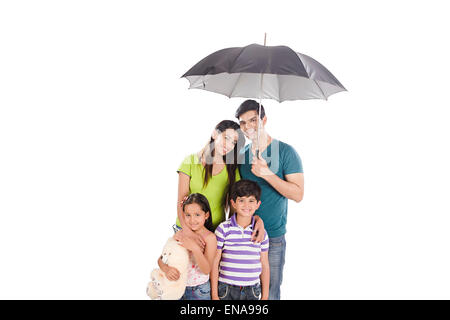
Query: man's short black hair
235 99 266 120
230 179 262 202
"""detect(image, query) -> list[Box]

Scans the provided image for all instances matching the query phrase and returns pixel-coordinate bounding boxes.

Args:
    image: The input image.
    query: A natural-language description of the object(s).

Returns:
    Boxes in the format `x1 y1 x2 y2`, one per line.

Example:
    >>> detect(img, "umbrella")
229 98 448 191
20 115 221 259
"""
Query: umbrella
181 35 346 155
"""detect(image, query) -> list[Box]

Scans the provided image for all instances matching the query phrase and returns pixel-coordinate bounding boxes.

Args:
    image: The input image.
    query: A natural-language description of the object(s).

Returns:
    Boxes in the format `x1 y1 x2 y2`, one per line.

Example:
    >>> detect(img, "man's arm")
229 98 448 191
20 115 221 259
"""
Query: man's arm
265 171 304 203
251 156 304 202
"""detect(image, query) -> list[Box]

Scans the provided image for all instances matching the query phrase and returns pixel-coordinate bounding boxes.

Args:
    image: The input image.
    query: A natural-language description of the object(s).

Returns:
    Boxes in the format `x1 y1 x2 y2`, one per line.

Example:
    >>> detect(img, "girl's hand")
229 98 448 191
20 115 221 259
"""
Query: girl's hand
252 215 265 243
165 266 181 281
174 229 205 251
159 256 180 281
179 235 200 252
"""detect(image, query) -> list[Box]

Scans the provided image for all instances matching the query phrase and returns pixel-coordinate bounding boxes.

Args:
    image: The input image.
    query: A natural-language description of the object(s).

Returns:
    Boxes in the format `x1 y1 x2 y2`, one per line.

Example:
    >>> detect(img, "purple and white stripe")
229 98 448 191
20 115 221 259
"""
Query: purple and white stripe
215 215 269 286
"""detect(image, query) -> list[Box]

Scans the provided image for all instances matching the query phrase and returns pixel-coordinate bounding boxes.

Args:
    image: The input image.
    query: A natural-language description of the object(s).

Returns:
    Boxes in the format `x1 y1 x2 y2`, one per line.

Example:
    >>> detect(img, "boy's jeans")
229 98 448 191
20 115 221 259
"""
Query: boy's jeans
218 282 261 300
268 235 286 300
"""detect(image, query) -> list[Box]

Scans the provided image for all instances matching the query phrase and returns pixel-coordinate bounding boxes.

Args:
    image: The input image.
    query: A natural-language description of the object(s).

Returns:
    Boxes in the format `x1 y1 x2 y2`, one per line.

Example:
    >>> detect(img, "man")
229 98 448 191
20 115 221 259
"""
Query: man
235 99 304 300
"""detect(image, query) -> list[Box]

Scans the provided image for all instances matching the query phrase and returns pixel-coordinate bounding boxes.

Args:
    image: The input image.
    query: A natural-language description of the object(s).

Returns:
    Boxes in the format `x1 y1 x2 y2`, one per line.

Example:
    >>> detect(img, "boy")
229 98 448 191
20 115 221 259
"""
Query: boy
211 180 270 300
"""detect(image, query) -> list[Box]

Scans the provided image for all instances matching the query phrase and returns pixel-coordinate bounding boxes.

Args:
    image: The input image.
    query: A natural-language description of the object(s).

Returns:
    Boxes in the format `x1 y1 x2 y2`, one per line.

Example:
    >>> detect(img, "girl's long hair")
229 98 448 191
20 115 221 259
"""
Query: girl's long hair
199 120 245 213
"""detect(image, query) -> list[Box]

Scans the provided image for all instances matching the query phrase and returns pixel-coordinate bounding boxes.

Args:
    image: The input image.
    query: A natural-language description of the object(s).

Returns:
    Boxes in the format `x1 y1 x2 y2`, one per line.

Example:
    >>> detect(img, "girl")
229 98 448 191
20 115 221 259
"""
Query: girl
160 193 217 300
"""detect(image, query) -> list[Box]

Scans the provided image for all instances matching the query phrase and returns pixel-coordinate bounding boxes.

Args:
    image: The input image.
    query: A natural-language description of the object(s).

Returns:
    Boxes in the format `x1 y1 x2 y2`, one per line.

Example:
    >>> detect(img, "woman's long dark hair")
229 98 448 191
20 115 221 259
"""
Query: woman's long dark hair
200 120 245 213
182 193 214 232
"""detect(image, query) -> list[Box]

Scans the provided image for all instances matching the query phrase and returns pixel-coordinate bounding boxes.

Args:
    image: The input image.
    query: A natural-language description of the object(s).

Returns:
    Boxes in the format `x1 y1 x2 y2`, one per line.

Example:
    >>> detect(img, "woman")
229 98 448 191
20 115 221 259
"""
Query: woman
175 120 265 247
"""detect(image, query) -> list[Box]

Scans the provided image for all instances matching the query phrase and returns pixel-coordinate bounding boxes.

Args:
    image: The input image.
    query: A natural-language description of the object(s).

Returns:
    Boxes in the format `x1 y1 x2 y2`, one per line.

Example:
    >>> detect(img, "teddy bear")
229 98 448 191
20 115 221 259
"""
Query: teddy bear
147 237 189 300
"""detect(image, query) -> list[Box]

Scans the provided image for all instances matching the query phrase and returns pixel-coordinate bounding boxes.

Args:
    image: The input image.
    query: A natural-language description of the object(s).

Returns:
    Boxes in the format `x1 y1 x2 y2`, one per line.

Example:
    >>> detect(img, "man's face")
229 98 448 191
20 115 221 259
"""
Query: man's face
238 110 261 140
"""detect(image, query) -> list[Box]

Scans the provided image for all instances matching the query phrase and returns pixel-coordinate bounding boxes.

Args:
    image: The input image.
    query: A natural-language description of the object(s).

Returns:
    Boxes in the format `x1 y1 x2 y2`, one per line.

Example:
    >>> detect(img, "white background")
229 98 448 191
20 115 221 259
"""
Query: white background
1 0 449 299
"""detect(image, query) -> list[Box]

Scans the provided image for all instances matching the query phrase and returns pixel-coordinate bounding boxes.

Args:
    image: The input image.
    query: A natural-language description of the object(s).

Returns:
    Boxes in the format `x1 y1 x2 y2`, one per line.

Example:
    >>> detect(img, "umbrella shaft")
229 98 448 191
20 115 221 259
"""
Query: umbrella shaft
257 33 266 158
257 73 264 159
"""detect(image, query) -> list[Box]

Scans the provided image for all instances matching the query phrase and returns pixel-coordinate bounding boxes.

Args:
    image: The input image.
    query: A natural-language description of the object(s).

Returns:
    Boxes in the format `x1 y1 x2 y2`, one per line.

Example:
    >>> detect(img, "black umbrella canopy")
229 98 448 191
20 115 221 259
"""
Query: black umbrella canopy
182 44 346 102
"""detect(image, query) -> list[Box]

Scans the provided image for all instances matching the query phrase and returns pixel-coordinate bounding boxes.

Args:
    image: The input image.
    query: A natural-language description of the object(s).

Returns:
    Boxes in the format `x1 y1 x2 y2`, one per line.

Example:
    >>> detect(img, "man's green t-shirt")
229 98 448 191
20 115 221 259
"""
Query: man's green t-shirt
177 154 241 229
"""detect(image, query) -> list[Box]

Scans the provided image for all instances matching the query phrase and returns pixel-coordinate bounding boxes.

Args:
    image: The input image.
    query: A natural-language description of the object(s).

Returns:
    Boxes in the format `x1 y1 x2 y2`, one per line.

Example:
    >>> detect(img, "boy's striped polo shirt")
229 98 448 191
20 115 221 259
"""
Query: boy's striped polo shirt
215 214 269 286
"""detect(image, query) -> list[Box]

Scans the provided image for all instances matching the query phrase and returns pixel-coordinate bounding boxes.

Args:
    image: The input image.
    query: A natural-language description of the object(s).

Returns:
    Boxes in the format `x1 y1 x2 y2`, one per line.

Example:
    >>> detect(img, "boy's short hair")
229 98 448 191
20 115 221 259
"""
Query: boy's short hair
230 179 262 202
235 99 266 120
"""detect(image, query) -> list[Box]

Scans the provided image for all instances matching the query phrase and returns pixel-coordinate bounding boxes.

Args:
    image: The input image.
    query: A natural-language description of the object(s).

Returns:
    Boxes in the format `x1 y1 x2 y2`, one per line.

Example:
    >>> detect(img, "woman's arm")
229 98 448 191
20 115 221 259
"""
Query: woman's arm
177 172 190 229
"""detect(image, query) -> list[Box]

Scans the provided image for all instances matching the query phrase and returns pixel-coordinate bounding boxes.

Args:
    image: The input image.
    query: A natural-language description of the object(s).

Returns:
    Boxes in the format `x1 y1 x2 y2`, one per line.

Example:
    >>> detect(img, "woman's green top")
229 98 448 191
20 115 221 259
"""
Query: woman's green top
177 154 240 228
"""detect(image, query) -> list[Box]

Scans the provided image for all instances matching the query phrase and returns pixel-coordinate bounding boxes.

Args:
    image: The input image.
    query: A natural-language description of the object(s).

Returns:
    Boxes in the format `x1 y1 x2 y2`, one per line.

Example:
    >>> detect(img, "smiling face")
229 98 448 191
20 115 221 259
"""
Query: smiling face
183 203 210 232
213 128 239 156
231 195 261 218
238 110 266 140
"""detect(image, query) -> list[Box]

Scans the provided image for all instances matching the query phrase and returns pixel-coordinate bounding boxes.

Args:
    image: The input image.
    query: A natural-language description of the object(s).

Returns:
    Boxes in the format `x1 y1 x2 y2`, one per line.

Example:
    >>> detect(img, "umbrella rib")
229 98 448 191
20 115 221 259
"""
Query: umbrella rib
313 80 328 100
229 46 248 73
287 46 326 100
228 72 243 97
277 73 282 102
227 45 249 97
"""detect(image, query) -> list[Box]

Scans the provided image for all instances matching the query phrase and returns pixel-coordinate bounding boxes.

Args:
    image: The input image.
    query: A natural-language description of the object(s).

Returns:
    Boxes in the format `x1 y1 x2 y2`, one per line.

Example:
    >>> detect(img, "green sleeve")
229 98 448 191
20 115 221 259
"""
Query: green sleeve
283 144 303 175
177 154 193 177
235 167 241 182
